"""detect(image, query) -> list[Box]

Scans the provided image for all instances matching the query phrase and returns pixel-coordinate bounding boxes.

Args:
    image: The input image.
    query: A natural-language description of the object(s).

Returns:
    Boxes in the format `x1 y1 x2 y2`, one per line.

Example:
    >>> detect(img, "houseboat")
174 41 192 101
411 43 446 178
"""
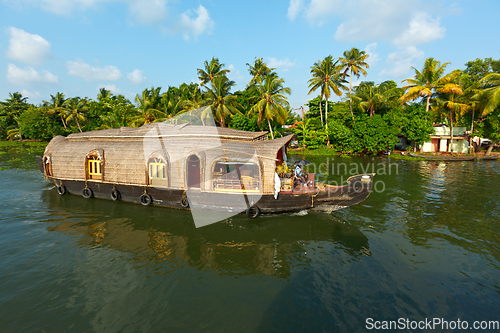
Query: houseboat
37 122 374 225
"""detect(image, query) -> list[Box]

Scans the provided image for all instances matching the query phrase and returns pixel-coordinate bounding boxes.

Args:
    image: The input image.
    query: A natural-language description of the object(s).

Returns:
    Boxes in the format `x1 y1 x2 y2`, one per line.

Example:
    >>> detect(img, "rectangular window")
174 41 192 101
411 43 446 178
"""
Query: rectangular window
212 161 260 192
88 156 102 180
149 158 168 187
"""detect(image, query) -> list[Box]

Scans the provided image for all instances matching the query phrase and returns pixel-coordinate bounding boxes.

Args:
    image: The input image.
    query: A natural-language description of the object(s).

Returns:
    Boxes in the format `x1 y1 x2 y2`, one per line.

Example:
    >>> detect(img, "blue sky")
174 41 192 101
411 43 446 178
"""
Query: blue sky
1 0 499 110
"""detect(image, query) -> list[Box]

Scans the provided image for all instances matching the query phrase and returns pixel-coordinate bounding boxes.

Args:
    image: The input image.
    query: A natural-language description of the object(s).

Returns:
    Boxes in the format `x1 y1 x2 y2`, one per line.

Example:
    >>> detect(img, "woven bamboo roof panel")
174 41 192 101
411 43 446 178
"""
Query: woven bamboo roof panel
67 123 268 142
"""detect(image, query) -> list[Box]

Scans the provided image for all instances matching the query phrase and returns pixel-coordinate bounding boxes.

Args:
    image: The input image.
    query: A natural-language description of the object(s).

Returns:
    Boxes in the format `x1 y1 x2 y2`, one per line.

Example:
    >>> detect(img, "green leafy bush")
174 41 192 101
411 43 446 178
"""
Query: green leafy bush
18 107 66 140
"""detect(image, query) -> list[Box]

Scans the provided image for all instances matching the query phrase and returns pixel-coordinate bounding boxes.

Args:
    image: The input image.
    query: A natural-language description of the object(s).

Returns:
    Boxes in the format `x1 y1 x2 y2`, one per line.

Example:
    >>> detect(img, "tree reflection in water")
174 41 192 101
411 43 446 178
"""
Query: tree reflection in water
44 188 370 278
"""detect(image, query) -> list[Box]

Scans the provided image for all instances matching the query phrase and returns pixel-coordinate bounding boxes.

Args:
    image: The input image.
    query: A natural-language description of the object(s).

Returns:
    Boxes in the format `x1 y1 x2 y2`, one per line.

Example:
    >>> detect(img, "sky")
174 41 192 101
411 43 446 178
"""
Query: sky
1 0 499 110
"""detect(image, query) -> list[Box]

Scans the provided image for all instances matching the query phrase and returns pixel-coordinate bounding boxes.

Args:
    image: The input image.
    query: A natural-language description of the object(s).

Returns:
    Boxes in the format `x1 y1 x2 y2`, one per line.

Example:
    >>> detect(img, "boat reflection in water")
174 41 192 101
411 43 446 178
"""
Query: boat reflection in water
43 187 370 278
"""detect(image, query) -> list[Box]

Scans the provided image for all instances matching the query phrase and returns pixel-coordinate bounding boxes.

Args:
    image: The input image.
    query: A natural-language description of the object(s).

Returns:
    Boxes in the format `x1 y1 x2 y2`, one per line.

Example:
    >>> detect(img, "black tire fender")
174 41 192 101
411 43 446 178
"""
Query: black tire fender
57 185 67 196
180 196 189 208
82 187 93 199
140 193 152 206
246 205 260 219
111 188 120 201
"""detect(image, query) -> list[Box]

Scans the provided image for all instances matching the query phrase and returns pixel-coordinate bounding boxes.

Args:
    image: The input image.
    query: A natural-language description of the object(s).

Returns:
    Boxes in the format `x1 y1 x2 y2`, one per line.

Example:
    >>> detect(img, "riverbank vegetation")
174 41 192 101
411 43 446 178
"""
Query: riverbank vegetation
1 52 499 156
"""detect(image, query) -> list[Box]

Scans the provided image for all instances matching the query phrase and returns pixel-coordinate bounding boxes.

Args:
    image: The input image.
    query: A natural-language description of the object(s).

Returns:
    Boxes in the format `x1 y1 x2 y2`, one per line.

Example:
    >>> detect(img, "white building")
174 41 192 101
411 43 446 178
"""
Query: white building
421 125 469 153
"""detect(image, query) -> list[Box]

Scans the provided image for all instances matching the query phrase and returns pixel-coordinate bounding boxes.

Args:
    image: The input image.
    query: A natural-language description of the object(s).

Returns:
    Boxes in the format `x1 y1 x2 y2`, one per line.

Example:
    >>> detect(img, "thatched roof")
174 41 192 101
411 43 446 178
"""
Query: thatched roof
67 123 269 142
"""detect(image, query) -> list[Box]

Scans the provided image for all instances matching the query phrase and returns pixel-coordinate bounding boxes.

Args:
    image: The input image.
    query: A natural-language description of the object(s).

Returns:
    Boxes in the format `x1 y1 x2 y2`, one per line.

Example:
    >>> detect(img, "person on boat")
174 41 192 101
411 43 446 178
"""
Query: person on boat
293 165 307 189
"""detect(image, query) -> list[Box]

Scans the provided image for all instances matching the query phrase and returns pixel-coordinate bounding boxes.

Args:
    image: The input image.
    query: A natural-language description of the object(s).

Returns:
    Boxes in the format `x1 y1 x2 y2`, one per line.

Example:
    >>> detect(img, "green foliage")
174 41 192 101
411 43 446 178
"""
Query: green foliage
481 109 500 142
229 114 259 132
327 119 352 152
351 80 403 116
18 106 66 140
400 105 434 144
464 58 500 83
0 92 30 139
305 96 334 120
350 114 399 155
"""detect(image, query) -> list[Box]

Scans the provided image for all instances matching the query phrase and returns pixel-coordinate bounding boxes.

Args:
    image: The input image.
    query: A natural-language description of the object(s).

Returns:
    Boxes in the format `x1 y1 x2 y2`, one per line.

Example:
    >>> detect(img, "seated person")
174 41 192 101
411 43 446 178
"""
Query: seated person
294 165 307 188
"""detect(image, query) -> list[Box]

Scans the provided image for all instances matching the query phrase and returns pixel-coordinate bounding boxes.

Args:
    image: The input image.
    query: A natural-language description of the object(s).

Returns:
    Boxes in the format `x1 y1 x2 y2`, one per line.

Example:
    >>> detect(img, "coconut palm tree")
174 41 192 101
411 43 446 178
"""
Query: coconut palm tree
132 87 164 126
308 59 325 126
65 97 89 132
400 58 453 112
98 102 137 129
197 57 230 92
44 92 68 129
249 76 291 139
352 81 402 117
431 72 468 152
339 48 370 119
476 73 500 115
308 56 346 131
207 76 242 127
97 88 112 101
1 92 29 116
246 57 276 86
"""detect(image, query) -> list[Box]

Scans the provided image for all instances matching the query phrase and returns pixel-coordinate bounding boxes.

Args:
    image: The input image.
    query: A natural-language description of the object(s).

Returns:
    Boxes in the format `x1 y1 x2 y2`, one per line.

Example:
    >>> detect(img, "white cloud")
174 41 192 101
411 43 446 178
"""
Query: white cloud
98 84 122 95
305 0 343 25
268 57 296 72
128 0 168 25
227 64 244 85
7 63 59 85
6 27 51 65
393 12 445 46
363 42 380 67
40 0 97 15
67 60 122 81
379 46 425 78
180 5 214 40
4 0 98 15
293 0 446 48
334 0 415 42
287 0 303 21
21 89 41 100
127 69 146 84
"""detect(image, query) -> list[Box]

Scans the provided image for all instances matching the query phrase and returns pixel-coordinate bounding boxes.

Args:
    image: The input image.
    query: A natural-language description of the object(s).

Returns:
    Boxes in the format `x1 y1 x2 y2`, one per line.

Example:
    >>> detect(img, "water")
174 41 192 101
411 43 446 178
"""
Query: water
1 145 499 332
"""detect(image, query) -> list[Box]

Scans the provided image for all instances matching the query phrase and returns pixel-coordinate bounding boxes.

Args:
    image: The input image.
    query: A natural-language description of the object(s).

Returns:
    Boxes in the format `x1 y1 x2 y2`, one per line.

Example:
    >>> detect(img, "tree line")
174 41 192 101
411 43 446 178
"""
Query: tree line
1 50 499 155
298 54 499 154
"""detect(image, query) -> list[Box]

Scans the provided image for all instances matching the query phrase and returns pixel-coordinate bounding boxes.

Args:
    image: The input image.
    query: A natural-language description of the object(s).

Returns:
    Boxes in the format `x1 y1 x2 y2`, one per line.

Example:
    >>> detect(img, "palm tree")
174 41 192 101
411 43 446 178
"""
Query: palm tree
44 92 68 129
308 56 346 131
431 73 468 152
308 59 325 126
6 125 21 140
65 97 89 132
476 73 500 115
339 48 370 119
197 57 230 92
400 58 452 112
249 76 291 139
471 73 500 154
246 58 276 86
1 92 28 116
207 76 242 127
181 85 212 125
352 81 402 117
132 87 164 126
97 88 112 101
98 102 137 129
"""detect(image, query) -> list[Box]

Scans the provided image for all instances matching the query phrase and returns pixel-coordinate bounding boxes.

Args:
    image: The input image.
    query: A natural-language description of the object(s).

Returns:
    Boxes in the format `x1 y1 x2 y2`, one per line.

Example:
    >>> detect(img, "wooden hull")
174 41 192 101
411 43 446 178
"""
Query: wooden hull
409 153 477 161
476 156 499 160
44 174 374 215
